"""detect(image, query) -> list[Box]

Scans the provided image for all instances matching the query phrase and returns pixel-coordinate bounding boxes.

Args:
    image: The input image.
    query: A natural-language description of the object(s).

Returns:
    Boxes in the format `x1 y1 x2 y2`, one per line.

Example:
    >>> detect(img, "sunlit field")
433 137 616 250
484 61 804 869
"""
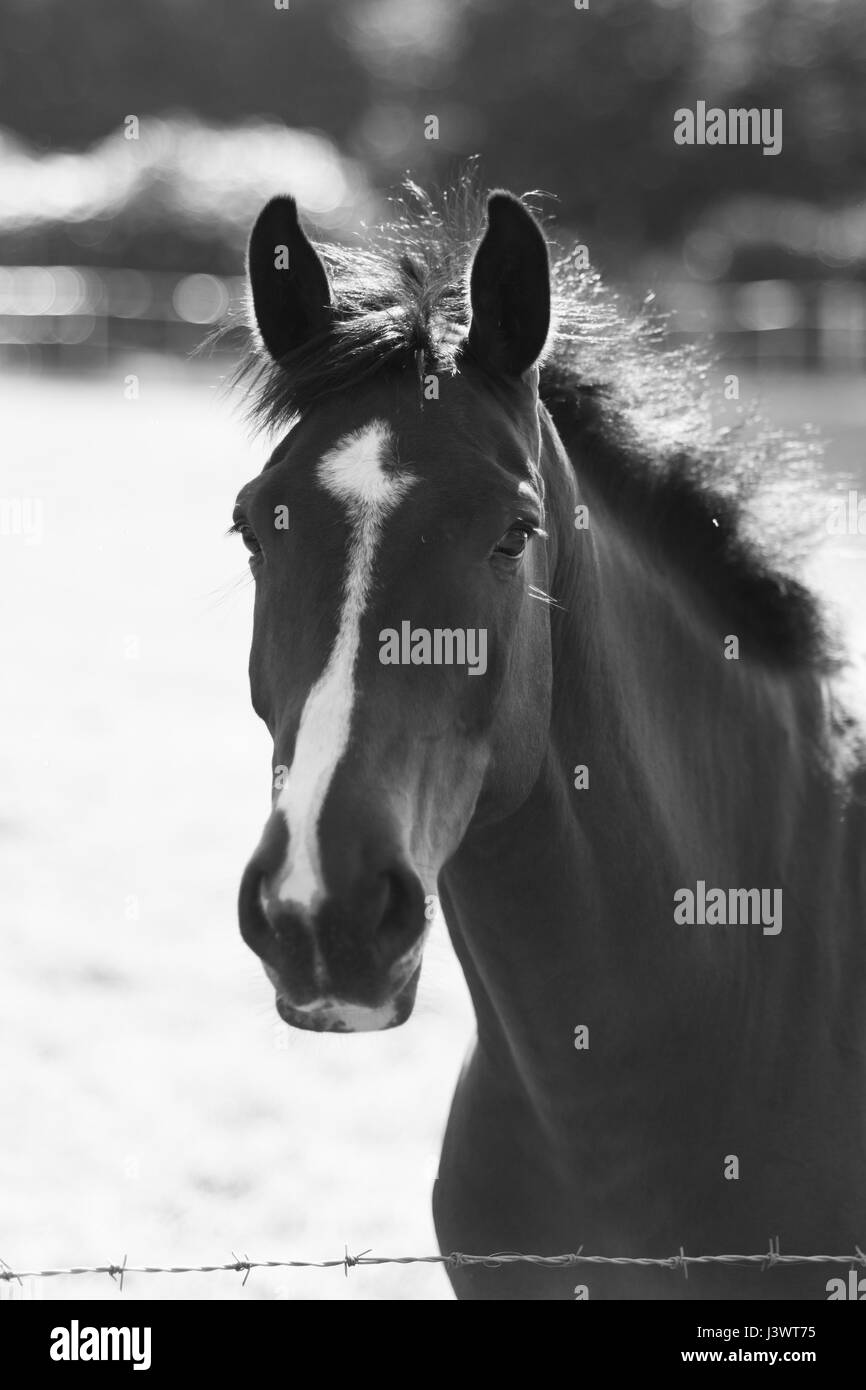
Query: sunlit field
2 358 863 1301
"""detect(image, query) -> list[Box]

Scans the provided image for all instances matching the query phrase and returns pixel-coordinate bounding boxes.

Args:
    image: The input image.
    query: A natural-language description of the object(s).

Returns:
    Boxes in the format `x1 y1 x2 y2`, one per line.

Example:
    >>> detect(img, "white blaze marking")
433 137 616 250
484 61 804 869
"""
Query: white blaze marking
273 420 415 914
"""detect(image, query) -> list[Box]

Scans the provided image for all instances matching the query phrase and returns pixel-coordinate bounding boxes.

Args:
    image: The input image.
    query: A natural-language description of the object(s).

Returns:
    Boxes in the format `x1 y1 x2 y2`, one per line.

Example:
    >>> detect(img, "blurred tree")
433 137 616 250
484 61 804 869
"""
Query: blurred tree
0 0 863 276
346 0 866 272
0 0 371 148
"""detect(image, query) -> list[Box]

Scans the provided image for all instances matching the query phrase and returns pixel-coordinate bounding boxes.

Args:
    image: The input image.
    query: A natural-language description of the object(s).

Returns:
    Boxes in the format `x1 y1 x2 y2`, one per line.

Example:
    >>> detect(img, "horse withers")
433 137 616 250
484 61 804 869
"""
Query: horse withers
233 185 866 1299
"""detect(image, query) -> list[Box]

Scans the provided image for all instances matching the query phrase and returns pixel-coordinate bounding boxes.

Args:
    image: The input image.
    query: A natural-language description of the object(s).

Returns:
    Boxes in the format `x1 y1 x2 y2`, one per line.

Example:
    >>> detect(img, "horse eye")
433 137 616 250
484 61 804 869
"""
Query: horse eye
231 518 262 557
493 525 530 559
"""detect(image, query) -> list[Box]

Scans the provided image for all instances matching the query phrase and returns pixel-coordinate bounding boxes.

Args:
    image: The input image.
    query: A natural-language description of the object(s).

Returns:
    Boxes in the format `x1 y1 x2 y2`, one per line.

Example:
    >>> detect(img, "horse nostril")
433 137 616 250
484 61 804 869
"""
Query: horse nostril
239 812 290 958
238 861 272 955
372 866 426 969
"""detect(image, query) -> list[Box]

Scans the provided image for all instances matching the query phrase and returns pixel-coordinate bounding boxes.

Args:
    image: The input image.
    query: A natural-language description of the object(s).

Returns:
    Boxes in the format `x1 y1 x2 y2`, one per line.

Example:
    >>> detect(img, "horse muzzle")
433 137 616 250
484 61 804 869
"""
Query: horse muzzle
238 811 429 1031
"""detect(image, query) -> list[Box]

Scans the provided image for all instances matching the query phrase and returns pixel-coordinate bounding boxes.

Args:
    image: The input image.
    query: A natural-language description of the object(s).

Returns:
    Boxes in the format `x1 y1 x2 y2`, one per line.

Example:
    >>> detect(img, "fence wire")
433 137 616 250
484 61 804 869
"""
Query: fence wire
2 1239 865 1290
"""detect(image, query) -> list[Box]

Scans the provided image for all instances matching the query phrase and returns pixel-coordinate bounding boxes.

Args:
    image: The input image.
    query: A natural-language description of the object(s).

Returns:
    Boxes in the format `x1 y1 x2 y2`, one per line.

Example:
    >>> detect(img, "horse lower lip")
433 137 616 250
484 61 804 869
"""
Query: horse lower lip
274 965 421 1031
273 955 422 1021
276 995 307 1024
275 998 404 1033
275 995 338 1027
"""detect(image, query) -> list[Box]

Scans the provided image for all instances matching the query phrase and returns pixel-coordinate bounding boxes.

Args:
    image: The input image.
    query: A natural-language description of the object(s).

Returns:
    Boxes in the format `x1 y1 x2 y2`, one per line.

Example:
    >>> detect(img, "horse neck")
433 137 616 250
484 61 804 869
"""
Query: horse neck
443 412 858 1109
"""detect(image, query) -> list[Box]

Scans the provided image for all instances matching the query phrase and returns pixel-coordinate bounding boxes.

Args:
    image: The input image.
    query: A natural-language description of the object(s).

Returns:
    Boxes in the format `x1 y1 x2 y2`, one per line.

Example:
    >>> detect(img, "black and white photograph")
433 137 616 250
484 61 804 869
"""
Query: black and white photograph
2 0 865 1337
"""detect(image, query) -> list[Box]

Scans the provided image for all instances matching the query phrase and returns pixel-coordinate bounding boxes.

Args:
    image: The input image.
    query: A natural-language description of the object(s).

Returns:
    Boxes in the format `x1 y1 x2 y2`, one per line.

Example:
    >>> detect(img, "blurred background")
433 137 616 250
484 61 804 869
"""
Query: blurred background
2 0 866 367
1 0 864 1301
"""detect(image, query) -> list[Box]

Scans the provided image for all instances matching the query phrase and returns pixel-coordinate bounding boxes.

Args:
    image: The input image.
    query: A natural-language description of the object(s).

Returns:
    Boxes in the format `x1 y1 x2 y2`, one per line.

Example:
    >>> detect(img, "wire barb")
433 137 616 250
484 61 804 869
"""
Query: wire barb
0 1258 22 1287
106 1253 128 1294
762 1235 781 1272
230 1251 253 1287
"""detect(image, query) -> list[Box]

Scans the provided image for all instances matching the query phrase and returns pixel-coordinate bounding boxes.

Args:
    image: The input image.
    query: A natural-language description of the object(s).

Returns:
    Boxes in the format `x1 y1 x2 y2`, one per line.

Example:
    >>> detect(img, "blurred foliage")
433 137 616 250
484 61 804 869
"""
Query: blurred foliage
0 0 864 276
0 0 370 148
0 118 373 271
355 0 866 264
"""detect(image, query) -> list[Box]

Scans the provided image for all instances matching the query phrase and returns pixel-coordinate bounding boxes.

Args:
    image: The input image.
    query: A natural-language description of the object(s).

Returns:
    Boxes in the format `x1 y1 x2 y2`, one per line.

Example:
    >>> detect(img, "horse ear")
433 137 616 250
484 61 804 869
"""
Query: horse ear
466 192 550 378
247 196 333 362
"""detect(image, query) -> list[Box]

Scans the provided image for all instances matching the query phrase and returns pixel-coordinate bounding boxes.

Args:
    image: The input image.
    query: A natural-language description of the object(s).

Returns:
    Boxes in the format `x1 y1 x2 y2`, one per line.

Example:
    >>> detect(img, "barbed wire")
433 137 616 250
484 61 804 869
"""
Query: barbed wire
2 1239 865 1291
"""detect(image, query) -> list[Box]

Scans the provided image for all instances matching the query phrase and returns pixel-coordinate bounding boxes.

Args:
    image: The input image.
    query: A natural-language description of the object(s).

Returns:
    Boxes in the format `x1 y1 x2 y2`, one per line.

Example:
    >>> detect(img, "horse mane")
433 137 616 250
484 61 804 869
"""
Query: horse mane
222 170 836 672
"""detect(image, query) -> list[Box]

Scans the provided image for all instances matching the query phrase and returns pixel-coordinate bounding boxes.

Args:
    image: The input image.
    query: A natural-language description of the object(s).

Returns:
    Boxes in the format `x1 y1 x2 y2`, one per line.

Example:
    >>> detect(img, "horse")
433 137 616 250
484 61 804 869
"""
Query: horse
232 180 866 1300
